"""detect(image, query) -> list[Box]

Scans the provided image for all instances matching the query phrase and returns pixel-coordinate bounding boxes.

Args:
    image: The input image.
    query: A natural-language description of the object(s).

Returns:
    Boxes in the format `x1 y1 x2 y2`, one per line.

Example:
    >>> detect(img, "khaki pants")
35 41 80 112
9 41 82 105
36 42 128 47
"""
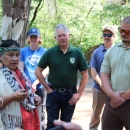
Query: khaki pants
89 88 106 130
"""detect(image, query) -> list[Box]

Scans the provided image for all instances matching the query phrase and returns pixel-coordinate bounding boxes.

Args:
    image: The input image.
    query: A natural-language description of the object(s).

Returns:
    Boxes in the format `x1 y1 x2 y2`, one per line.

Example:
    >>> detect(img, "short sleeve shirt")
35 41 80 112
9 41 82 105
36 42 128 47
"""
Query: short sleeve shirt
20 46 47 89
90 44 107 90
101 42 130 91
38 45 88 88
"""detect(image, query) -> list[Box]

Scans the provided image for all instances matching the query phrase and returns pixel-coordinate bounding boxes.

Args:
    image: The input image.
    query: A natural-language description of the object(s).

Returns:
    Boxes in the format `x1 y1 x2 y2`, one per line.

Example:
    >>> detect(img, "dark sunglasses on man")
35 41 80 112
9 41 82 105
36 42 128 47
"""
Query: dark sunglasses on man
102 34 113 38
118 27 130 35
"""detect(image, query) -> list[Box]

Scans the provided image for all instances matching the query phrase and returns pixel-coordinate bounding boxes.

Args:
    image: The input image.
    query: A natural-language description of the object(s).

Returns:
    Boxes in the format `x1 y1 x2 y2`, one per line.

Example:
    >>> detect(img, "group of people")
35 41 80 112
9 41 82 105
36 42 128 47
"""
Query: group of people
0 23 88 130
89 26 115 130
89 16 130 130
0 15 130 130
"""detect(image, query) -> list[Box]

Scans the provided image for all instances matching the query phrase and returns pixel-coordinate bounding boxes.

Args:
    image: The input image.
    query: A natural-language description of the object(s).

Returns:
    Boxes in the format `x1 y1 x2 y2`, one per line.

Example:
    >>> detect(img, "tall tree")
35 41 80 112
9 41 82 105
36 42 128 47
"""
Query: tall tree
1 0 31 47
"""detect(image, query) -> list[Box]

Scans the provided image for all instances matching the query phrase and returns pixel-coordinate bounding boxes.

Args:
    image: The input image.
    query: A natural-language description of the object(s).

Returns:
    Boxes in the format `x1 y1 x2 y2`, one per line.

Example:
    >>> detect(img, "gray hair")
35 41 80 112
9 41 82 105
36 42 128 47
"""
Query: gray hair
54 24 69 36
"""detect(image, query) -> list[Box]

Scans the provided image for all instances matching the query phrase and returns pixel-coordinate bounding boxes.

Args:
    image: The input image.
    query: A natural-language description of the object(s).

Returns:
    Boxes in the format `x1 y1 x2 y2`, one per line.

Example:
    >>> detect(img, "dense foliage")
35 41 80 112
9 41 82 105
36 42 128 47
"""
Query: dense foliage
29 0 130 54
0 0 130 54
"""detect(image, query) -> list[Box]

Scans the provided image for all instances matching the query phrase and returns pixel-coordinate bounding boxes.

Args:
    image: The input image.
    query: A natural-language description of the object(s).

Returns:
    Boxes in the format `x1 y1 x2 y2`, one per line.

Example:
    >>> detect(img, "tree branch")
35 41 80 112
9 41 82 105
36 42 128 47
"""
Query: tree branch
78 3 95 47
30 0 43 27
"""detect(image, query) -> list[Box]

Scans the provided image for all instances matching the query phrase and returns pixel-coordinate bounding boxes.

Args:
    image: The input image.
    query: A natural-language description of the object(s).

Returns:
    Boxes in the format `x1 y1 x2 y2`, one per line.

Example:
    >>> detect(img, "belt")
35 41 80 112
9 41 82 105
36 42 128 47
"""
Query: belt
52 87 76 92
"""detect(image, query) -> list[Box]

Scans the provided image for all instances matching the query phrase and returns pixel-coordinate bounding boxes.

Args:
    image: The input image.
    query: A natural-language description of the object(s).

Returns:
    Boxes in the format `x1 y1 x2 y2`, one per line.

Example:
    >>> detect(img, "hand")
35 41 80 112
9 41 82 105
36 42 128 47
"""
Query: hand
32 83 37 92
46 88 53 94
69 92 81 105
12 89 28 102
34 96 42 106
53 120 83 130
110 101 122 108
110 91 126 106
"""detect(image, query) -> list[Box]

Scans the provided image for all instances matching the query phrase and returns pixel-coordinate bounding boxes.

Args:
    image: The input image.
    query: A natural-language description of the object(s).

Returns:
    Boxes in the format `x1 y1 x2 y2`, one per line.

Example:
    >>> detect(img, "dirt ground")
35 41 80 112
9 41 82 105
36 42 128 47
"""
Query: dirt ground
72 77 126 130
44 77 95 130
44 76 125 130
72 77 100 130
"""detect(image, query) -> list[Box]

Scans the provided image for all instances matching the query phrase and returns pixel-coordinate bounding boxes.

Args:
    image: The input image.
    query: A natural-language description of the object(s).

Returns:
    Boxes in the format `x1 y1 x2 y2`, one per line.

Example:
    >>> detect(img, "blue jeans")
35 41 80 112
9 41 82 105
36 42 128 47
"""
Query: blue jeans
46 89 77 129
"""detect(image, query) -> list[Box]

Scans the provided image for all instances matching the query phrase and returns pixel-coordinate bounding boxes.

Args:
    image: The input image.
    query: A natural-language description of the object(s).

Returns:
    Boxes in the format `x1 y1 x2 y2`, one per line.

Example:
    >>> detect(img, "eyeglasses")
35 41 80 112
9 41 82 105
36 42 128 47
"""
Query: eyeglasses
102 34 113 38
118 27 130 35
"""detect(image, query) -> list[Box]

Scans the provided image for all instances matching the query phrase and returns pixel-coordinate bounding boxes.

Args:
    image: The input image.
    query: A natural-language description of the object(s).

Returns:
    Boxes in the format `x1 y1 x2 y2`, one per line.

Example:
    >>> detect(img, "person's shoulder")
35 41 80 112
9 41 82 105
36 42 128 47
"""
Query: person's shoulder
92 44 103 54
40 46 47 50
113 42 122 48
42 46 58 56
70 45 82 52
21 46 29 51
95 44 103 50
39 46 47 52
107 43 120 52
47 45 58 52
104 43 119 56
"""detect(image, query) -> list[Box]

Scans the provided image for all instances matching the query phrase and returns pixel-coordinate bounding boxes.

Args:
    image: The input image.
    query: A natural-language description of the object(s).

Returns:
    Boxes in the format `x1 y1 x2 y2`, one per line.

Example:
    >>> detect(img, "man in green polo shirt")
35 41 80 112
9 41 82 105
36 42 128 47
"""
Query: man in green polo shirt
35 24 88 130
100 16 130 130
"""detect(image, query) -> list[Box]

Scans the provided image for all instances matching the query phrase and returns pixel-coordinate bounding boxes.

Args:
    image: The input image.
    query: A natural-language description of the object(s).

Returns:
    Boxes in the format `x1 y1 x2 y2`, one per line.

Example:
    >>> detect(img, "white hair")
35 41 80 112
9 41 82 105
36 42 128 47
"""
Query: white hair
54 24 69 36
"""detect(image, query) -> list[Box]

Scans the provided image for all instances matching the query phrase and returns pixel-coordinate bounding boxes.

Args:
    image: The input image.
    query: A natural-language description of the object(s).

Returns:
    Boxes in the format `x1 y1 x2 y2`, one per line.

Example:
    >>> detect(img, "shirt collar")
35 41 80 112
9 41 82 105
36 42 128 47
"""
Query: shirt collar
57 44 73 53
100 44 107 52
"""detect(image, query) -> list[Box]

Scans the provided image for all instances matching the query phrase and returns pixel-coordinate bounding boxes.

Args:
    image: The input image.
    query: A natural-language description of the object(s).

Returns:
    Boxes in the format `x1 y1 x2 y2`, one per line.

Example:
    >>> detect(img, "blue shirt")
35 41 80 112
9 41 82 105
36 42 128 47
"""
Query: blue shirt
20 46 47 89
90 44 106 90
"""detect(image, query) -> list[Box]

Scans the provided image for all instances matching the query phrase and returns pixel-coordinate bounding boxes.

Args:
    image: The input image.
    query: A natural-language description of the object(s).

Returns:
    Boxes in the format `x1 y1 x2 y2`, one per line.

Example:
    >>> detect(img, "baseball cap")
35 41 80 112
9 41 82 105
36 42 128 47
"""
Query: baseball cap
28 28 40 37
102 26 115 35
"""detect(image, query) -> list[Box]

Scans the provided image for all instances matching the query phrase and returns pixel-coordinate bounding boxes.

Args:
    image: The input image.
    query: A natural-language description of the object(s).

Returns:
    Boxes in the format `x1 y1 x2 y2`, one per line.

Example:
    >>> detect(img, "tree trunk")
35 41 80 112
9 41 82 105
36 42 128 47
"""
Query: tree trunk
2 0 32 47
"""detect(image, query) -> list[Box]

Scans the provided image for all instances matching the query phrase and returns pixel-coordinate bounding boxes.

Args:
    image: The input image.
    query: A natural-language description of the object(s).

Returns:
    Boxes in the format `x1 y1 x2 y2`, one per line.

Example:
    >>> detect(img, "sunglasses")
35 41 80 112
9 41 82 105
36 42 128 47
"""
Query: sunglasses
118 27 130 35
103 34 113 38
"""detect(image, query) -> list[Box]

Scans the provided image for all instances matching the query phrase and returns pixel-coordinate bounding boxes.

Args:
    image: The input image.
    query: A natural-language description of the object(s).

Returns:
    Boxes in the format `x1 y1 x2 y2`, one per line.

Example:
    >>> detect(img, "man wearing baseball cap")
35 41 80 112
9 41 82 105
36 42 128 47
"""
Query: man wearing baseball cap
19 28 49 130
102 26 115 35
89 26 115 130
